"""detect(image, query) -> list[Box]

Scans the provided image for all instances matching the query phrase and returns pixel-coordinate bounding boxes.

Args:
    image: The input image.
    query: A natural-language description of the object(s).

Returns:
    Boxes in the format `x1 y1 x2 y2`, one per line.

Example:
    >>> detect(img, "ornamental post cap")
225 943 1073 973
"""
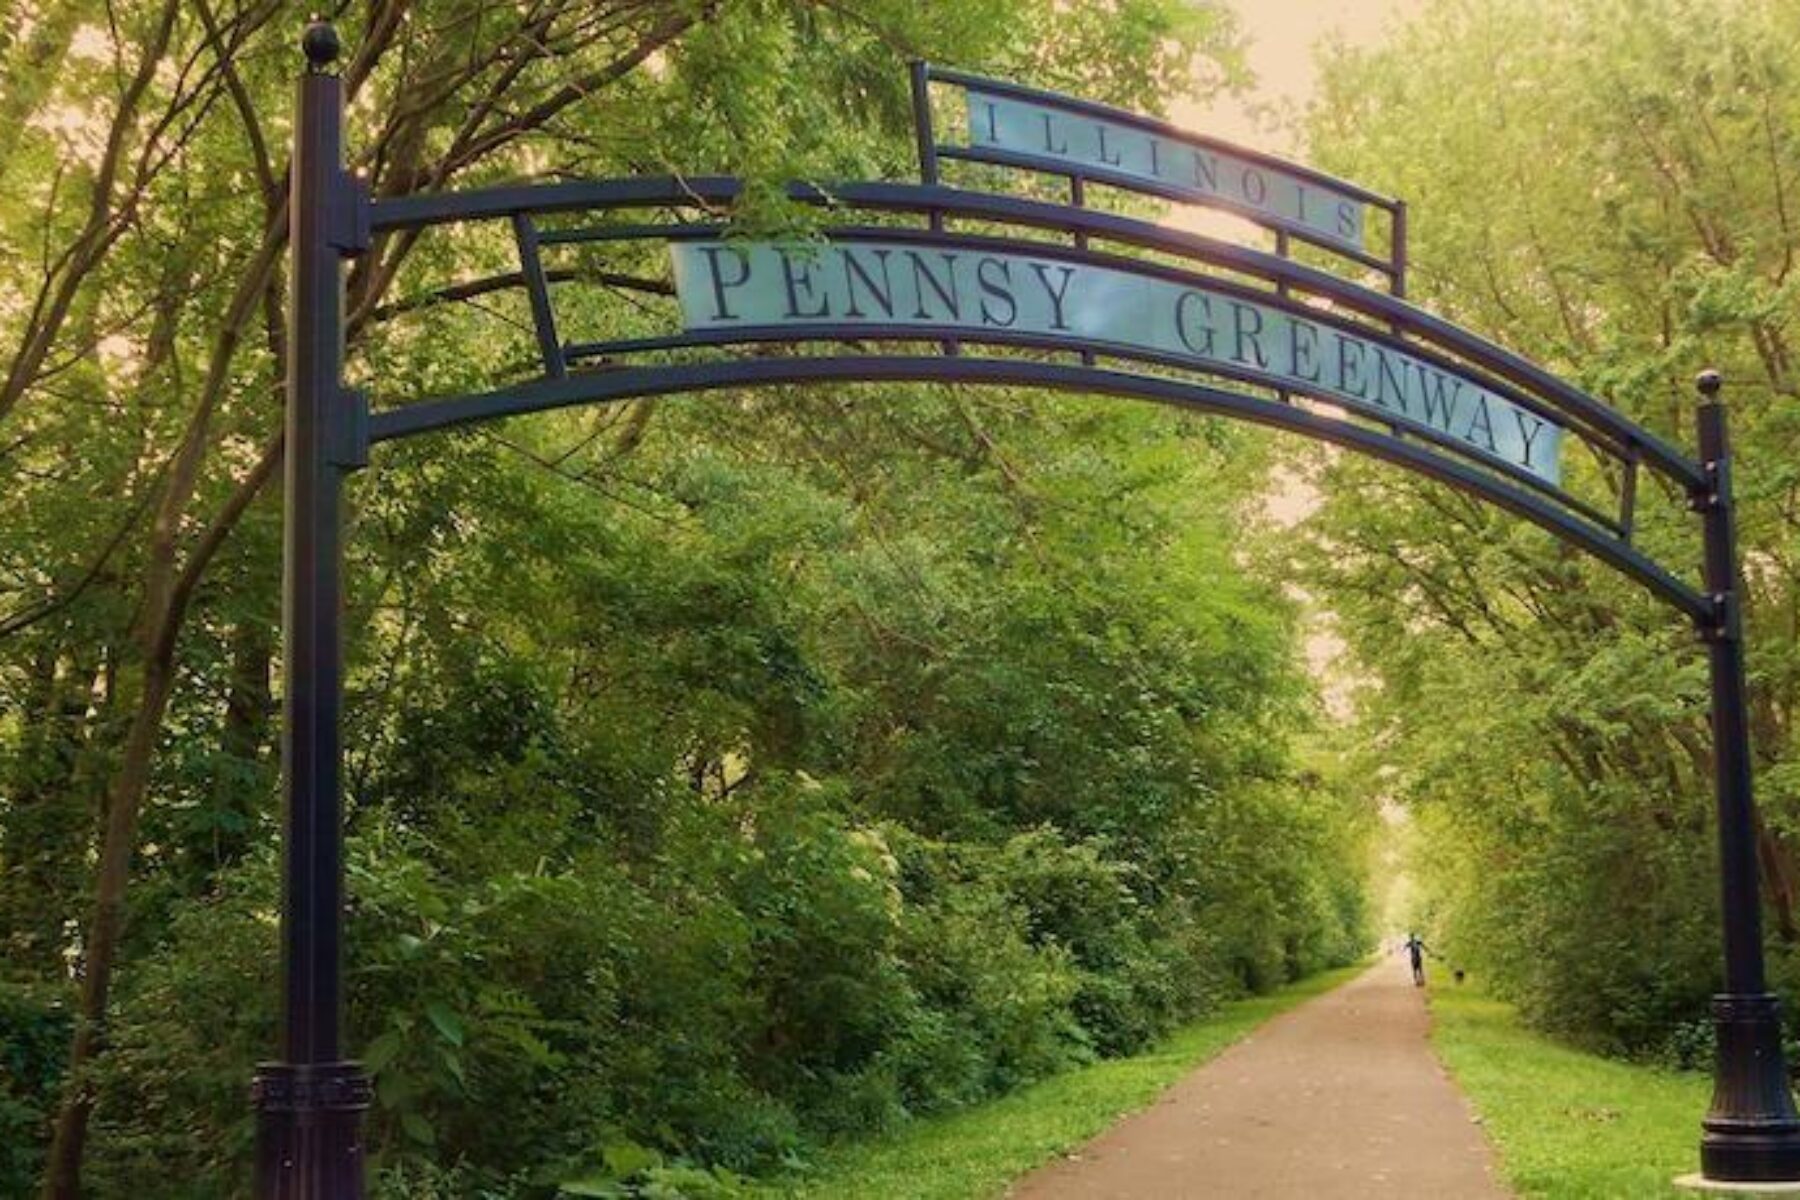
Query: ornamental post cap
302 17 341 70
1697 368 1724 399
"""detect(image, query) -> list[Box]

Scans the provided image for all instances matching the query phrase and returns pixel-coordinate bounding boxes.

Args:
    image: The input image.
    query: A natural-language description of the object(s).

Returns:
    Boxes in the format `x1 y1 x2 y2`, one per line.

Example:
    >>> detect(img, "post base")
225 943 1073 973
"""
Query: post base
1701 994 1800 1183
251 1061 371 1199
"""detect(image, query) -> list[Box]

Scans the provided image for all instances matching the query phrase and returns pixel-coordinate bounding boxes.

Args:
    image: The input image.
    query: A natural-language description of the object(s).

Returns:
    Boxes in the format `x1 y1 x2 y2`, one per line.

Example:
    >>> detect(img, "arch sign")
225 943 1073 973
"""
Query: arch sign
257 25 1800 1195
922 66 1390 265
670 238 1563 483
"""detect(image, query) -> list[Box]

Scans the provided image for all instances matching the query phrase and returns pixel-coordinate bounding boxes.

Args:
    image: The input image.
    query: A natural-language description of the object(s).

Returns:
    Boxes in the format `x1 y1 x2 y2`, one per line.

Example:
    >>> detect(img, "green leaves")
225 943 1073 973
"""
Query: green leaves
424 1000 465 1049
0 0 1370 1194
1298 0 1800 1056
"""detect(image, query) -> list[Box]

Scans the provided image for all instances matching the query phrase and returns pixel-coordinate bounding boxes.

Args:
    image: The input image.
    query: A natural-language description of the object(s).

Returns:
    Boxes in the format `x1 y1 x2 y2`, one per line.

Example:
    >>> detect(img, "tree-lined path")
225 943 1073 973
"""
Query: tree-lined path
1009 957 1506 1198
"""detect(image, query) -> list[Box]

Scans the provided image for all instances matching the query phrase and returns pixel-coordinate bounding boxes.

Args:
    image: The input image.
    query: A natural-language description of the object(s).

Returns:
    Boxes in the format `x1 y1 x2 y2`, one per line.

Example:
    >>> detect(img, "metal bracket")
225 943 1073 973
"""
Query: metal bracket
329 173 371 256
1697 590 1741 644
1690 458 1727 513
329 388 369 470
1618 440 1640 542
510 213 567 378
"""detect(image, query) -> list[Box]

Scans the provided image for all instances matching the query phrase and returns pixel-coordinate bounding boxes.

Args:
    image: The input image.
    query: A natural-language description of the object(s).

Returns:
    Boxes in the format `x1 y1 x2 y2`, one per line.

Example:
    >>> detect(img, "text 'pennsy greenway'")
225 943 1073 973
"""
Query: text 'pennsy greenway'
672 239 1565 486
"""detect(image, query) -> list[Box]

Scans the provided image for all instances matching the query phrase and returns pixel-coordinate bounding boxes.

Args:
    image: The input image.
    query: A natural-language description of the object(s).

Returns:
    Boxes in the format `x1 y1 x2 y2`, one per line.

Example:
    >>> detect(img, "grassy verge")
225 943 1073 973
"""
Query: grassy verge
751 963 1367 1200
1428 984 1709 1198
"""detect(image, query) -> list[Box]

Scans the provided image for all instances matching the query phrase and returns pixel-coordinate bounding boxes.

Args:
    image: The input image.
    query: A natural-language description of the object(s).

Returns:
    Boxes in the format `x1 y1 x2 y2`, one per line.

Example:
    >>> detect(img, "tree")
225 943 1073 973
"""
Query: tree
1293 0 1800 1051
2 2 1360 1194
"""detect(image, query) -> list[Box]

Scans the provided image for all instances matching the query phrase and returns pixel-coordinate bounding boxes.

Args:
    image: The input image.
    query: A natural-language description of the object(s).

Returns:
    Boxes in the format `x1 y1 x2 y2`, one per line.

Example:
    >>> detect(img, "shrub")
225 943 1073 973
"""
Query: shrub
0 979 70 1196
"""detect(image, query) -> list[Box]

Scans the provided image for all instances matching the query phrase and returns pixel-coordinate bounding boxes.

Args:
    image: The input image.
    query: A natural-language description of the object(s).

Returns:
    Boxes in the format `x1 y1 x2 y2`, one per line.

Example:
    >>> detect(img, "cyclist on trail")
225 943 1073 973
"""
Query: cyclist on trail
1403 932 1429 987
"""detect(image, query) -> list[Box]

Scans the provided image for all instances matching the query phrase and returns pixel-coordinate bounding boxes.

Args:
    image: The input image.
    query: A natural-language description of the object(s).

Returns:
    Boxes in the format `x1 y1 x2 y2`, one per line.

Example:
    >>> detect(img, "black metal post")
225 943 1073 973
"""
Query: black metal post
251 21 370 1199
1694 369 1800 1182
1390 199 1408 300
908 59 939 187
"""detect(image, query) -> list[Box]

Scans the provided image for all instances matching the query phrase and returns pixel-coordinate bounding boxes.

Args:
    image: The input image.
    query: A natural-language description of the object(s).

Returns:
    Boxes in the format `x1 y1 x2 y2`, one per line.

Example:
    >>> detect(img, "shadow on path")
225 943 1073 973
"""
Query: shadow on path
1007 955 1507 1198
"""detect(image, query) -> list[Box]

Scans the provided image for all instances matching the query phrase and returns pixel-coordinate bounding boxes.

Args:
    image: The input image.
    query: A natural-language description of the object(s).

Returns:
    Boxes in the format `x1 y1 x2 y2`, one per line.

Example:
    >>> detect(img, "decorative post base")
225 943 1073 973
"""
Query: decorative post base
252 1062 371 1198
1701 994 1800 1182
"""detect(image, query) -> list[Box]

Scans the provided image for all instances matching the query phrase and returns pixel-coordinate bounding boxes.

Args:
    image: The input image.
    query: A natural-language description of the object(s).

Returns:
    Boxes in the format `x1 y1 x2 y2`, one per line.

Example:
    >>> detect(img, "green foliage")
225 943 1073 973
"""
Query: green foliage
0 980 69 1194
79 863 278 1194
0 0 1384 1194
39 390 1375 1196
1295 0 1800 1060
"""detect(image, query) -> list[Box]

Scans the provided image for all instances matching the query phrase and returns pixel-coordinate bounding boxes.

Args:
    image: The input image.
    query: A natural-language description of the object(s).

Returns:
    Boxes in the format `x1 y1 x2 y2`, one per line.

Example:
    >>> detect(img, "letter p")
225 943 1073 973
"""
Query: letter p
700 245 752 322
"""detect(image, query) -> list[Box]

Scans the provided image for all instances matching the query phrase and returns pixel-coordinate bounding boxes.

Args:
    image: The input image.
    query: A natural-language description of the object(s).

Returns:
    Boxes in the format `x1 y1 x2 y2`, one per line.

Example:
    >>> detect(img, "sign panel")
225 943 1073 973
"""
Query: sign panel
952 85 1368 253
671 240 1564 485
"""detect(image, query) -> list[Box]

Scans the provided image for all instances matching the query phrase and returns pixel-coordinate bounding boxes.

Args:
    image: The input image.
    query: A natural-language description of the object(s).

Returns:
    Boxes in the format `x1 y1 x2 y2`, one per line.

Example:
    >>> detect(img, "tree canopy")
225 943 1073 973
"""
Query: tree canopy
1297 0 1800 1060
0 2 1383 1196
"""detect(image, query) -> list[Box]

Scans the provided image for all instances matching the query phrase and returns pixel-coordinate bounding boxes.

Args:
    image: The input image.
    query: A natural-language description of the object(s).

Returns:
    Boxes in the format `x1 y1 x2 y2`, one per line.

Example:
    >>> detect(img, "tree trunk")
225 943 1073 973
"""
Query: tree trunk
2 645 68 974
39 250 285 1194
210 616 275 875
39 649 175 1199
1755 808 1800 945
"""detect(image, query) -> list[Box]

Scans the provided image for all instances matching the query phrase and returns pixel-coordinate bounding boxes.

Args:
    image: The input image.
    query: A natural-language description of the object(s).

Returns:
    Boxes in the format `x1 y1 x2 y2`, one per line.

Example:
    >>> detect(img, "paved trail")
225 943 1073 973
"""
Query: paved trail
1009 956 1507 1198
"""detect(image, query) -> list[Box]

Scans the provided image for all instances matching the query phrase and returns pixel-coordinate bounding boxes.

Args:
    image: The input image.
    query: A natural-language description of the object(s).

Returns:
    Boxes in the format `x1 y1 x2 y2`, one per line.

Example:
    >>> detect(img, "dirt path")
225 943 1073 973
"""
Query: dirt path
1008 955 1507 1198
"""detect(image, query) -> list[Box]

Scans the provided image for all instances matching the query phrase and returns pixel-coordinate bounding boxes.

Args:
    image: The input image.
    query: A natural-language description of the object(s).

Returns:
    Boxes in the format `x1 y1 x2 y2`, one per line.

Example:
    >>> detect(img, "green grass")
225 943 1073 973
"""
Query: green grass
1428 984 1711 1198
750 964 1366 1200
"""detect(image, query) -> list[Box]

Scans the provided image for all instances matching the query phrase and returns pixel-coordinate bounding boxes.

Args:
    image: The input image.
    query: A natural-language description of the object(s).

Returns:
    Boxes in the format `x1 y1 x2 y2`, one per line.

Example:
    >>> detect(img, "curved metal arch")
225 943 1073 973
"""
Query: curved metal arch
585 223 1591 439
935 143 1401 276
364 353 1708 622
561 323 1624 534
919 65 1403 210
562 222 1623 531
368 176 1705 493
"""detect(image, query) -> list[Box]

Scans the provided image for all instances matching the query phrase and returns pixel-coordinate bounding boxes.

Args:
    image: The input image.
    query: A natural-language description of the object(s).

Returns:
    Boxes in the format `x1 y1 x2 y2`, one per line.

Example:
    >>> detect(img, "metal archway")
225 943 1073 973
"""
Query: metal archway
255 25 1800 1195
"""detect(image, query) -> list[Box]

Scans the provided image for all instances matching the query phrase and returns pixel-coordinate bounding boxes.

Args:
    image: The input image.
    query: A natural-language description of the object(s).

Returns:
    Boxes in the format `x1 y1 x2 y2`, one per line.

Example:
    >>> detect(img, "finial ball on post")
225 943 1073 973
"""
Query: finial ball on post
1697 368 1724 399
302 17 341 70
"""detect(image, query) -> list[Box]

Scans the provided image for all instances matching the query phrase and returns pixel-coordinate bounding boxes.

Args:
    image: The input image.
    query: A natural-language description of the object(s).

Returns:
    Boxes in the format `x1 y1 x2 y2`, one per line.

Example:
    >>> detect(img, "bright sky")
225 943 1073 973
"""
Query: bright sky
1181 0 1417 150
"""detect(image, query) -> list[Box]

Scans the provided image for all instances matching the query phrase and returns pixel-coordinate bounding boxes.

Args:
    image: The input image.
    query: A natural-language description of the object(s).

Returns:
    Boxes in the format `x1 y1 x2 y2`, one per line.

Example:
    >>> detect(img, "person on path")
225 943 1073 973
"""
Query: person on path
1404 932 1429 986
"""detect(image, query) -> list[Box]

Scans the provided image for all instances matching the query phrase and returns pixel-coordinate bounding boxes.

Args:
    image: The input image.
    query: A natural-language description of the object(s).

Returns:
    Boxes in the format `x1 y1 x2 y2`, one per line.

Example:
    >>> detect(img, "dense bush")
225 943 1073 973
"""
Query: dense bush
81 782 1367 1197
0 0 1384 1192
20 390 1375 1197
0 981 68 1194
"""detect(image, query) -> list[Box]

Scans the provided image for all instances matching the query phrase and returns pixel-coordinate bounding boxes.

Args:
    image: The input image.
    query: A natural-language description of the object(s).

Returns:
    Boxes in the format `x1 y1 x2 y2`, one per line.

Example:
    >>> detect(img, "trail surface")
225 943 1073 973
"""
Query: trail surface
1008 956 1507 1198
